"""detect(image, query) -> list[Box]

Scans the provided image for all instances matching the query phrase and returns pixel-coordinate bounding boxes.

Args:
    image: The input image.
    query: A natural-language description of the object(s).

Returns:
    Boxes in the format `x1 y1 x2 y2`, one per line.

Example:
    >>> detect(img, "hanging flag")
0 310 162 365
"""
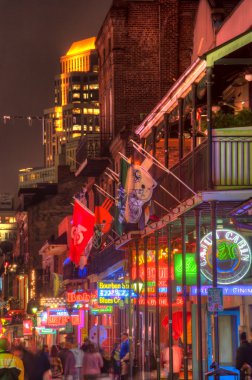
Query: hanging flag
93 196 114 250
124 164 157 224
69 199 95 266
115 159 130 236
115 158 157 235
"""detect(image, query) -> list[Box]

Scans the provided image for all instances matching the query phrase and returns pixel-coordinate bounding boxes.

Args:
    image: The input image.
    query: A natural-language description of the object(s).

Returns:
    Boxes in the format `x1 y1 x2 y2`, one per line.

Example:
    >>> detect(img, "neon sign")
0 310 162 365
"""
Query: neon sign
200 229 251 285
174 253 197 285
136 296 183 307
98 281 137 303
66 291 97 303
47 309 80 326
191 285 252 296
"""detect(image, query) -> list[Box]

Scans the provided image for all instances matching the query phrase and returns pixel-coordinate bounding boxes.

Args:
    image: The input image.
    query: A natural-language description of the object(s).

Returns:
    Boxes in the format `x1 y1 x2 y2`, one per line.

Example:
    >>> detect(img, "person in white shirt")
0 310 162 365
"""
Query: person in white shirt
70 344 84 380
161 339 183 380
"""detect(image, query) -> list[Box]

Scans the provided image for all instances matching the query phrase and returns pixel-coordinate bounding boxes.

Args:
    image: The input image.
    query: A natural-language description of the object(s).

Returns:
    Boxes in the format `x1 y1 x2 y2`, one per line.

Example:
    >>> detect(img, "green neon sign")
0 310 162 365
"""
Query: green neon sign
91 306 113 315
174 253 197 285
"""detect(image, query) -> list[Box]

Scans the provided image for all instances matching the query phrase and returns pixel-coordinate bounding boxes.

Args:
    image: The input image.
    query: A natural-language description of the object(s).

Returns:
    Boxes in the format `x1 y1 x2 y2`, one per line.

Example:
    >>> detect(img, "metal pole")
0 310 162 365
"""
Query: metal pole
164 114 169 168
211 201 219 379
178 98 184 161
207 67 213 190
181 216 188 380
155 231 161 380
192 83 197 150
129 247 134 380
167 225 174 377
144 236 150 379
135 239 140 375
195 209 203 380
152 126 157 158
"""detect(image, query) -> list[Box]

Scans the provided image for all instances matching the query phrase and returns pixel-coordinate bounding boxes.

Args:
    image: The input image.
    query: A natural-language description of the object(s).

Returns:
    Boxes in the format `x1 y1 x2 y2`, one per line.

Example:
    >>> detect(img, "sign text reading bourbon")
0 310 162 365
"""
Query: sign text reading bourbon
200 229 251 285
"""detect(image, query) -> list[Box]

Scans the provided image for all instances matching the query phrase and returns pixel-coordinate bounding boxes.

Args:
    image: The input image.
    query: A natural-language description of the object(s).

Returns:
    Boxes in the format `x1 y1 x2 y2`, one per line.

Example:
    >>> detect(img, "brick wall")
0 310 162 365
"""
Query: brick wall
96 0 199 139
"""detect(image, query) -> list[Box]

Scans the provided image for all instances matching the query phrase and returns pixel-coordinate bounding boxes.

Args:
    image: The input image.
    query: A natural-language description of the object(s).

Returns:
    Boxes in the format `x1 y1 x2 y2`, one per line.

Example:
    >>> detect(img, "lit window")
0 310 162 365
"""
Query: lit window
72 133 81 138
83 126 87 131
83 85 89 90
93 109 100 115
72 84 80 90
89 84 99 90
95 126 100 132
83 93 89 100
72 108 81 114
73 93 80 99
89 126 93 131
73 125 82 131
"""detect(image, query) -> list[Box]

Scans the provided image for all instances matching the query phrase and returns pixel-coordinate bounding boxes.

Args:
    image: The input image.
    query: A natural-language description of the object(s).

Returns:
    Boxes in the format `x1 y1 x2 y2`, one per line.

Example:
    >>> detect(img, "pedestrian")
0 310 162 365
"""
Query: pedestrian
81 341 103 380
111 343 120 380
70 343 84 380
60 341 76 380
236 332 252 380
120 333 130 380
161 338 183 380
34 345 52 380
12 344 36 380
0 338 24 380
49 345 63 379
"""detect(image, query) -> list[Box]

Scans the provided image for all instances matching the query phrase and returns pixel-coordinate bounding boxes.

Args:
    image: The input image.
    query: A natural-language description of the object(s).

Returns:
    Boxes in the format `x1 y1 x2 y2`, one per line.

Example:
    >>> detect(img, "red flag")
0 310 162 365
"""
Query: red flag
95 198 114 235
69 199 95 265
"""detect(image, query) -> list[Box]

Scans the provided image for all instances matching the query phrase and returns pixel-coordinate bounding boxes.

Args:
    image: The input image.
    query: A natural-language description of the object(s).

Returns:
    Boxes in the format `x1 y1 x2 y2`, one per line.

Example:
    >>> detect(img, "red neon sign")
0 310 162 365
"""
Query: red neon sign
23 319 33 335
47 314 80 326
66 291 97 303
136 296 183 307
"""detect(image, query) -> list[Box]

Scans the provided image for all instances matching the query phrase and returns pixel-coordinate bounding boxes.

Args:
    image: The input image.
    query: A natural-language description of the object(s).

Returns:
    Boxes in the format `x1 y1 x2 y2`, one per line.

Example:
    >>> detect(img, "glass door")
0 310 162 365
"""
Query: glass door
207 309 240 379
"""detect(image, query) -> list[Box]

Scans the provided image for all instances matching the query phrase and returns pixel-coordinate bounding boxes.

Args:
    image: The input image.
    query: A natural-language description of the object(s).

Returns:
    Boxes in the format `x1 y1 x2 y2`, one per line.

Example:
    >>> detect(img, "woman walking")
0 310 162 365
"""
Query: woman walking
81 342 103 380
50 345 63 379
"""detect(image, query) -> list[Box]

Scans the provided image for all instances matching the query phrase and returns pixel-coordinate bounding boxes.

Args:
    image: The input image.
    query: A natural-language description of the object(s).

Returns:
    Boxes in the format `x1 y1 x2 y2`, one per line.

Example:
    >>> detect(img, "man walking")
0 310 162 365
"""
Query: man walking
236 332 252 380
120 333 130 380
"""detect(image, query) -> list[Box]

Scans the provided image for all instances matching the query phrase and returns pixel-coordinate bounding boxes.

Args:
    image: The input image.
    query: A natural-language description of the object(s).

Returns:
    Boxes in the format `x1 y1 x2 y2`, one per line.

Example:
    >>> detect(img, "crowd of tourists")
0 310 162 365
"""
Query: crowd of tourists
0 332 130 380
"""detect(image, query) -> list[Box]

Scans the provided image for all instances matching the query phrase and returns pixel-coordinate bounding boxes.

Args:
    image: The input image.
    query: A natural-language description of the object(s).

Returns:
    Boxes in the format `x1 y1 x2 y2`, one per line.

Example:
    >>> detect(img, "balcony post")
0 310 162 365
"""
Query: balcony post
192 83 197 149
152 126 157 158
181 215 188 380
207 67 214 189
155 231 161 380
144 236 150 378
195 209 203 380
164 113 170 168
178 98 184 160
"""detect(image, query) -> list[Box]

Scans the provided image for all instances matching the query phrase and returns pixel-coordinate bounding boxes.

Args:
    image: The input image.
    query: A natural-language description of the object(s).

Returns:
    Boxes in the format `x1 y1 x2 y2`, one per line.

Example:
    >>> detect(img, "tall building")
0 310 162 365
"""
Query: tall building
43 37 100 172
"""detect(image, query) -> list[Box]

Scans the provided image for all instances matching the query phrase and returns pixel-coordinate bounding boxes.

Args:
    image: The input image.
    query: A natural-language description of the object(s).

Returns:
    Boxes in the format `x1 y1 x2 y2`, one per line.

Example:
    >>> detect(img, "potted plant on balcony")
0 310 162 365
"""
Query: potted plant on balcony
213 109 252 129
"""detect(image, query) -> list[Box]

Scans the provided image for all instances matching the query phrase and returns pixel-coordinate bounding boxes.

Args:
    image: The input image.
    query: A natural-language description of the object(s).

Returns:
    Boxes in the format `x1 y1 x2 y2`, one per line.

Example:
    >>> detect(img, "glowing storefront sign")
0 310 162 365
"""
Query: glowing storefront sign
91 306 113 315
47 308 80 326
136 296 183 307
66 291 96 303
98 281 137 304
174 253 197 285
23 319 33 335
200 229 251 285
191 285 252 296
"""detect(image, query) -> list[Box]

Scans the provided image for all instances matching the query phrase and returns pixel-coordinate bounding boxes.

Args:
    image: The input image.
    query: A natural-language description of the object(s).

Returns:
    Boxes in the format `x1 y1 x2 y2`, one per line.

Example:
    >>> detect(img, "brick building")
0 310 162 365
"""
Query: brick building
96 0 199 141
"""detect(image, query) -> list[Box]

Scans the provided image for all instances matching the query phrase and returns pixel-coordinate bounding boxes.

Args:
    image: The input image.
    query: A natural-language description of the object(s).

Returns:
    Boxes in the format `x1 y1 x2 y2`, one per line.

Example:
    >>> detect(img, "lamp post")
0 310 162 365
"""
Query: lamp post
31 306 37 350
132 274 144 377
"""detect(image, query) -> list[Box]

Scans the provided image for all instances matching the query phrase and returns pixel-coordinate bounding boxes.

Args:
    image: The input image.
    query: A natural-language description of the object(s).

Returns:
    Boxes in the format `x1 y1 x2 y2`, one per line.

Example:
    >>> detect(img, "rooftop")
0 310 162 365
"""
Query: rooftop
66 37 96 57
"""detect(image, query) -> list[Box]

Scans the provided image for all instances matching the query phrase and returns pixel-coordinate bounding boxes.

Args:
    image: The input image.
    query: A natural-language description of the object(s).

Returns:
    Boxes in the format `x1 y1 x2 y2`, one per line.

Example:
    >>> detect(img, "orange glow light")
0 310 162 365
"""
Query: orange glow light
66 37 96 56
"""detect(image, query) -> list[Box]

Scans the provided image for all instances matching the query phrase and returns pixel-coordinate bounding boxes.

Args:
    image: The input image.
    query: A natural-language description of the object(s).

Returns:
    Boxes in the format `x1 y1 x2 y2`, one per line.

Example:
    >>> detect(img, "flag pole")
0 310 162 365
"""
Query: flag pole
130 139 196 195
93 184 115 201
118 152 180 204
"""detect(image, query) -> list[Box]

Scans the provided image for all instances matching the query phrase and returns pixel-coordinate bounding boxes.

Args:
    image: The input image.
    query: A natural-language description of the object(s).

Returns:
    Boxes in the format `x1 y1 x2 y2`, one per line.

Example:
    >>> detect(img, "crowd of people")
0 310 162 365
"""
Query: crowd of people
0 332 130 380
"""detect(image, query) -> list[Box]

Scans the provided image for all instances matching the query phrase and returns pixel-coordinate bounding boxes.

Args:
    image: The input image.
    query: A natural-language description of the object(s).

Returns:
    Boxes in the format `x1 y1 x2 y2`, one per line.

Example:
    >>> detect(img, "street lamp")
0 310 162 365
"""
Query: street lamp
132 277 144 295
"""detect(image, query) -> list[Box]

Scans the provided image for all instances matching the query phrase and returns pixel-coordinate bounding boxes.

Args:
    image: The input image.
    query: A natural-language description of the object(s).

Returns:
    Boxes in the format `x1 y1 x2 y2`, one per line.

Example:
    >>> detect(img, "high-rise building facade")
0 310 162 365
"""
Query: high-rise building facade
43 37 100 172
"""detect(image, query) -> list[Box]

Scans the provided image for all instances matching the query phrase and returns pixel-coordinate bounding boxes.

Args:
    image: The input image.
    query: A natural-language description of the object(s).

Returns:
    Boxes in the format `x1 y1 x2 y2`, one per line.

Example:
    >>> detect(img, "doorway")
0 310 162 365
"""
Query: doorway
207 309 240 379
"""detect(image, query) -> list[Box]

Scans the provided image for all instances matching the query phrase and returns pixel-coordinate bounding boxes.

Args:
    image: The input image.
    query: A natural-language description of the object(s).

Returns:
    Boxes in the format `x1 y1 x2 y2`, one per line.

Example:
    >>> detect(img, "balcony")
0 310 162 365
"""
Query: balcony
19 167 58 188
155 126 252 210
75 133 112 177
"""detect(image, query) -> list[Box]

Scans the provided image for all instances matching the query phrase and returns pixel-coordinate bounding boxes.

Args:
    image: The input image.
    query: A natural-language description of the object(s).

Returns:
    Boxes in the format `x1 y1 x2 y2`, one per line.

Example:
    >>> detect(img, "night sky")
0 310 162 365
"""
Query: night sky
0 0 112 194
